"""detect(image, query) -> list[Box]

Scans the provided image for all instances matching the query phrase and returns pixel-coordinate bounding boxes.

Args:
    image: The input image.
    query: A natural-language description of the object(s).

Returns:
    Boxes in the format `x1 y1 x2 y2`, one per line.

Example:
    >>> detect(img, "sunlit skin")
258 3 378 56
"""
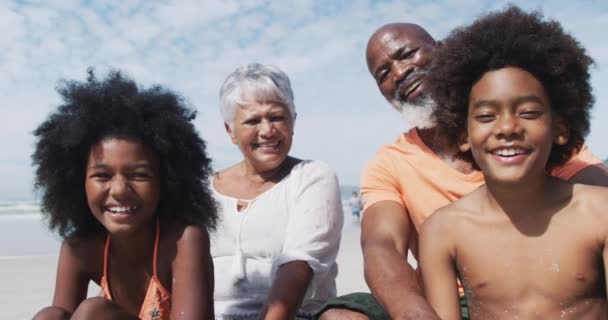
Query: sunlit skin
420 67 608 320
86 138 161 238
226 101 294 178
321 22 608 320
463 67 563 187
33 137 214 320
214 100 313 319
366 23 438 105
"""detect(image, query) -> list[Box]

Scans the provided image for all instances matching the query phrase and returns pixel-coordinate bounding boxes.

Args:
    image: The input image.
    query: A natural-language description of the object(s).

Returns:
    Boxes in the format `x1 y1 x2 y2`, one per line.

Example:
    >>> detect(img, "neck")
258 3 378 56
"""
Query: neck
483 173 554 219
109 218 157 263
239 157 295 185
416 127 474 174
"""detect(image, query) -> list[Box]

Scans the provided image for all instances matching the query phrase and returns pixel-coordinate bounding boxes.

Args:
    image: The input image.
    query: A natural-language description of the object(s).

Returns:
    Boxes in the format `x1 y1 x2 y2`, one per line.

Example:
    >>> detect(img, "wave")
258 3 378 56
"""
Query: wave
0 201 41 214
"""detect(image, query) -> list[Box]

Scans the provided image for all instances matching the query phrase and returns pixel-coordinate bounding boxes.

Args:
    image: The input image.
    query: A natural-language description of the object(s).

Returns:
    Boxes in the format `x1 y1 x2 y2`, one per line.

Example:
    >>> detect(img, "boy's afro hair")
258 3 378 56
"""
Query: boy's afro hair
32 70 217 238
429 5 594 168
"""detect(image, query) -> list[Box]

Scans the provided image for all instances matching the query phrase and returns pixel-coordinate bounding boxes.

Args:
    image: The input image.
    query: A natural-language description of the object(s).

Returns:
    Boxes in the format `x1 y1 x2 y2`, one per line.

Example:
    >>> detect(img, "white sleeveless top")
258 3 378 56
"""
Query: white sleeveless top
210 160 344 319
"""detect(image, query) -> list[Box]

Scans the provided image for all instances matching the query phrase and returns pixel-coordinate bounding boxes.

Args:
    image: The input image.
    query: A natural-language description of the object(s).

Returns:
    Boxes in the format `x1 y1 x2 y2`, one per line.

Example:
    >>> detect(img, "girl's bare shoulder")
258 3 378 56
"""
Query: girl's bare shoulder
159 224 210 263
60 233 106 279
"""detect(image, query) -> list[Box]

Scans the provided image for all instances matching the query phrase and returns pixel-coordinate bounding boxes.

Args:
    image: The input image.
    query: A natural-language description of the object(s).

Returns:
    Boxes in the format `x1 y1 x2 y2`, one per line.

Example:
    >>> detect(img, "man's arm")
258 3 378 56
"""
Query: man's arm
361 200 441 320
568 163 608 187
419 210 461 320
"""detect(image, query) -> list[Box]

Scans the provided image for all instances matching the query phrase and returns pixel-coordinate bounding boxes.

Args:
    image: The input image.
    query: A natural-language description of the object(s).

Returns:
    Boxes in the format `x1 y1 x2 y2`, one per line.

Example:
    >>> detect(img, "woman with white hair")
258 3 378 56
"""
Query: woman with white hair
211 63 343 319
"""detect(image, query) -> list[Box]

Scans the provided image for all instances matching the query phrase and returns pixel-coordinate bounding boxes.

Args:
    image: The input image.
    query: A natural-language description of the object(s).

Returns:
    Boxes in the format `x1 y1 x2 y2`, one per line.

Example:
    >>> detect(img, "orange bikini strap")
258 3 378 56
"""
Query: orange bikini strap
103 232 111 279
153 217 160 277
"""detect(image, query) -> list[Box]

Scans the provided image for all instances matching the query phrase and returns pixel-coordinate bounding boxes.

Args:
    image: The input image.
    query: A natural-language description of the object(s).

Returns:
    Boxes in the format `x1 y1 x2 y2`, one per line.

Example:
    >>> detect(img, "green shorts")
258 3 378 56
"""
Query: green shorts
314 293 469 320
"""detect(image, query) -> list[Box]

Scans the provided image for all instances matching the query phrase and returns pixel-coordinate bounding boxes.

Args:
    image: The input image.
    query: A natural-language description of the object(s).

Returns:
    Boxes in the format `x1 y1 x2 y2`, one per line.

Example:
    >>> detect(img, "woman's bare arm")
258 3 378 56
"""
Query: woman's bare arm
262 261 313 320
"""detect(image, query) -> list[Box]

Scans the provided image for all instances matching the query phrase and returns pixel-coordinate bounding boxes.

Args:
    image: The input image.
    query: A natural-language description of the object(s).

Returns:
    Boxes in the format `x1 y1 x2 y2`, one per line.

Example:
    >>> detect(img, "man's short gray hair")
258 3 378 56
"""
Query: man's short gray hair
219 63 296 128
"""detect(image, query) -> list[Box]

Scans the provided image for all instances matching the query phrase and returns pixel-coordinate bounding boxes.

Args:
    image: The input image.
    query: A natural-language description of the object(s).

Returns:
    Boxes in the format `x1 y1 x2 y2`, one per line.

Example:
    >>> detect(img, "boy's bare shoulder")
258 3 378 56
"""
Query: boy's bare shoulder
571 183 608 221
423 189 484 235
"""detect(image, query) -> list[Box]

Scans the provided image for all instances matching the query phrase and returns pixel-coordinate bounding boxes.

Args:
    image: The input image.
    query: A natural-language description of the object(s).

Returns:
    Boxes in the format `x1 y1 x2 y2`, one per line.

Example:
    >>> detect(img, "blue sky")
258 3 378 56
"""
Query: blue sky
1 0 607 200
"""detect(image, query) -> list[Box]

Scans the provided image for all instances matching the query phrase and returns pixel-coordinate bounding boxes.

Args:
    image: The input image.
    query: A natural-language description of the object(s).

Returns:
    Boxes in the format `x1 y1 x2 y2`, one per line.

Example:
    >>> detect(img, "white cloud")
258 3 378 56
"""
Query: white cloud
1 0 607 199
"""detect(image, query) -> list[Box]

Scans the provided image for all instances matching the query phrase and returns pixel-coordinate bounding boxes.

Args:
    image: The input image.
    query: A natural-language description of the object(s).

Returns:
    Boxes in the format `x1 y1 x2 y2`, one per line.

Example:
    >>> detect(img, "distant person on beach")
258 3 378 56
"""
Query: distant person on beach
211 63 343 319
349 191 363 222
32 70 217 320
317 14 608 320
420 6 608 319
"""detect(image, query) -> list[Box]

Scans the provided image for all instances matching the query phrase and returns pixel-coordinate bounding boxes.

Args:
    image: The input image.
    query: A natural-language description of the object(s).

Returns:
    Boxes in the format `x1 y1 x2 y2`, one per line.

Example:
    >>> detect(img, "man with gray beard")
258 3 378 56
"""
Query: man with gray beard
316 23 608 320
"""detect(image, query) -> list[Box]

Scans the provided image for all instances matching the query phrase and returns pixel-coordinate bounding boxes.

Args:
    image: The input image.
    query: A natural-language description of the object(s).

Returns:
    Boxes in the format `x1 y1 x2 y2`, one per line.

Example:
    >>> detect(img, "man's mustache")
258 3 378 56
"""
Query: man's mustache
394 71 428 102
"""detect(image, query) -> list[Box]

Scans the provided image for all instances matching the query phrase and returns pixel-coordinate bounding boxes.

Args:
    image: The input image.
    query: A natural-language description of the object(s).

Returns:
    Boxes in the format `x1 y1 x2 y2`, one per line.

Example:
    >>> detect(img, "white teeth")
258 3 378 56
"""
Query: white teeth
107 206 136 214
494 148 525 156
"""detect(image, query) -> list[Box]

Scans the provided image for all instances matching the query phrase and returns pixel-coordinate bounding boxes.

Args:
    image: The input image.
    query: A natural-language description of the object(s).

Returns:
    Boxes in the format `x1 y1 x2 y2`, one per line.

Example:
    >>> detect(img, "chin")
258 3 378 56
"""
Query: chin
392 96 437 129
253 156 288 172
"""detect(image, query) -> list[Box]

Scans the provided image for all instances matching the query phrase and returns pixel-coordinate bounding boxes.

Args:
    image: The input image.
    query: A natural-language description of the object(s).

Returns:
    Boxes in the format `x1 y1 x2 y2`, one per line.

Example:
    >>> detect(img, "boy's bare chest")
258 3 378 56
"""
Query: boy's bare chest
455 217 604 302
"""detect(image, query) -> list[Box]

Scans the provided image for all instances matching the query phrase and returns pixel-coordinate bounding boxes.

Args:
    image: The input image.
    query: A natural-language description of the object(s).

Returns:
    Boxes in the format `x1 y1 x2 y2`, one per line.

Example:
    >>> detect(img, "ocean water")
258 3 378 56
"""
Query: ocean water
0 185 361 217
0 185 360 256
0 200 42 216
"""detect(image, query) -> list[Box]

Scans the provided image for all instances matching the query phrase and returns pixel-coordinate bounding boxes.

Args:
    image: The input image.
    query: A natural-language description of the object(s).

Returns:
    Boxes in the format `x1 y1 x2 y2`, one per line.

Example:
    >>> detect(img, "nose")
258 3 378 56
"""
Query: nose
109 176 132 199
259 119 275 137
495 114 523 139
392 60 414 84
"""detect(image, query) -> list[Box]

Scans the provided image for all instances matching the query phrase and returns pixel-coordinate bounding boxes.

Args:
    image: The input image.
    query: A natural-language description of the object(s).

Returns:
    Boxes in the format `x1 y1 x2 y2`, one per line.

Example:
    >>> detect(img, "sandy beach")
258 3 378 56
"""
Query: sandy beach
0 213 388 319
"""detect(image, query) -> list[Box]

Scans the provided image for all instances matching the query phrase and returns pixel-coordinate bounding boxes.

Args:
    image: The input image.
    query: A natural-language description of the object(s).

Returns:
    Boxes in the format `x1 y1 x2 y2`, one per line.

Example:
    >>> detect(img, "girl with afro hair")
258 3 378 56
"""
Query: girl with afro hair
32 70 217 320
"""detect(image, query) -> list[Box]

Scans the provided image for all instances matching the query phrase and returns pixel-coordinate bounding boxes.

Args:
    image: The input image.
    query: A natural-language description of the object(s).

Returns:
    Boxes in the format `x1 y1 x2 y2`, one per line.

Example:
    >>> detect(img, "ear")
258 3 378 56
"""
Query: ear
553 116 569 146
224 122 238 144
458 131 470 153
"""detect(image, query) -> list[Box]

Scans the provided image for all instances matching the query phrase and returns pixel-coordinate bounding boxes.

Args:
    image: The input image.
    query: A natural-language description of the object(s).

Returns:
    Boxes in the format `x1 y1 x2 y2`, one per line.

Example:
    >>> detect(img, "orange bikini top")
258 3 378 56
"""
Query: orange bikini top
100 219 171 319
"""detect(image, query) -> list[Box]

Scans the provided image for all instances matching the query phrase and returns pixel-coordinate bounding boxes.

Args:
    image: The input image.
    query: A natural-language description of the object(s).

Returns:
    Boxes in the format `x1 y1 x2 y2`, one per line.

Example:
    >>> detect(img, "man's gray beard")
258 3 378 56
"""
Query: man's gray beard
391 95 437 129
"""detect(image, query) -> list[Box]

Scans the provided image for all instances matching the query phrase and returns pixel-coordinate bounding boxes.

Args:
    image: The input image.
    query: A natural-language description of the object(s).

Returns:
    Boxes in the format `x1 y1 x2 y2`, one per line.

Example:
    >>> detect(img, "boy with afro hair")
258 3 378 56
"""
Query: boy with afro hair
420 6 608 320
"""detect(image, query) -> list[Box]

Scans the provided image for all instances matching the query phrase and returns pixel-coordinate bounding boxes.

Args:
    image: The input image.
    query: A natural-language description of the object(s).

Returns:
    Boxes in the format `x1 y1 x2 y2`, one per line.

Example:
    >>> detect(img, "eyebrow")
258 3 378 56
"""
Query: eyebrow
512 95 546 107
471 95 545 109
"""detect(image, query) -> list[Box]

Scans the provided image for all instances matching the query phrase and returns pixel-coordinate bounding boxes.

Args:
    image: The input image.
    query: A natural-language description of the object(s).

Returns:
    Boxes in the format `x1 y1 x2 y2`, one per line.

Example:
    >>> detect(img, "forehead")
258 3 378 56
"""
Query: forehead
236 100 289 116
88 137 157 163
366 25 433 71
470 67 549 102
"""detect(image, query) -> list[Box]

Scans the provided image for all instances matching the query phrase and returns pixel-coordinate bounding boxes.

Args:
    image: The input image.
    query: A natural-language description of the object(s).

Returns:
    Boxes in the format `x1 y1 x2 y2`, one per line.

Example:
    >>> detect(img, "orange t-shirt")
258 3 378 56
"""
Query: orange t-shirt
360 128 602 259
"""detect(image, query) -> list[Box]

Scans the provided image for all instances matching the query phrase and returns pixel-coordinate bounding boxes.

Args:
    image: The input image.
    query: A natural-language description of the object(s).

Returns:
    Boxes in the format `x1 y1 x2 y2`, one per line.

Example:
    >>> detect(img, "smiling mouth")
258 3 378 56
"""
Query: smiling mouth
489 147 532 164
254 141 280 149
105 206 138 215
396 76 424 102
491 147 530 156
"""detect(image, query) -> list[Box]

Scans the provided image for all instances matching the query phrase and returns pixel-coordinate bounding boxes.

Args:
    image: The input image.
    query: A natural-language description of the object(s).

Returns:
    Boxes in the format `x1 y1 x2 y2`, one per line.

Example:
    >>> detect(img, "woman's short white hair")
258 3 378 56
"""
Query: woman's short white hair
219 63 296 128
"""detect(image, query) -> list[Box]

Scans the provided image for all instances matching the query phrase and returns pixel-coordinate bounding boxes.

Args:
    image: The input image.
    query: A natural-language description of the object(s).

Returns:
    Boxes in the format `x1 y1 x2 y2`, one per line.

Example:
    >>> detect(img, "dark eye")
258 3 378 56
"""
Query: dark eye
519 110 543 119
376 70 388 84
243 118 260 125
130 172 151 180
91 172 111 180
400 49 416 60
474 114 495 123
